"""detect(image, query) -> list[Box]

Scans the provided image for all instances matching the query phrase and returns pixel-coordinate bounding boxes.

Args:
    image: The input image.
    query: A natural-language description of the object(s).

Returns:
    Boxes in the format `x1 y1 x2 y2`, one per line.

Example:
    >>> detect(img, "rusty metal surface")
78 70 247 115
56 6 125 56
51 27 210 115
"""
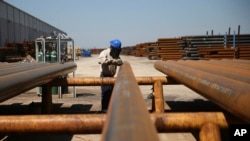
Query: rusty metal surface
176 60 250 83
152 112 228 132
199 123 221 141
0 112 228 134
50 76 178 86
154 60 250 123
0 62 77 102
0 114 105 134
101 61 159 141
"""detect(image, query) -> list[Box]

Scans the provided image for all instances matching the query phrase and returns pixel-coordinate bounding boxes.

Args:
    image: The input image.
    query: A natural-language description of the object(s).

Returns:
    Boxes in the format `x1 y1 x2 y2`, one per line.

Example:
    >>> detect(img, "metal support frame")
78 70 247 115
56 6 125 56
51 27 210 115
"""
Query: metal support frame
0 112 228 135
35 35 76 99
199 122 221 141
50 76 173 112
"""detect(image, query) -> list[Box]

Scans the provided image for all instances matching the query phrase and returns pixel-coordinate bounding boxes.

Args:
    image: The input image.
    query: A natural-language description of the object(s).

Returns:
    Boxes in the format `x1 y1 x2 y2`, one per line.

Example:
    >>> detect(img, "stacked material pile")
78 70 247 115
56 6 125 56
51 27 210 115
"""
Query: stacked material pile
120 46 135 56
145 42 158 60
156 38 182 60
233 35 250 59
180 35 224 60
135 43 147 57
236 46 250 59
0 41 35 62
180 34 250 60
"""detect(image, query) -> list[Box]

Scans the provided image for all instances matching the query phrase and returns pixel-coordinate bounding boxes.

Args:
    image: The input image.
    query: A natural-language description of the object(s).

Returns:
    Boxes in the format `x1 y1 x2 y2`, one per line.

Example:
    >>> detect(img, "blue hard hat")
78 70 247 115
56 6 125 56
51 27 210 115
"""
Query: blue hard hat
110 39 121 49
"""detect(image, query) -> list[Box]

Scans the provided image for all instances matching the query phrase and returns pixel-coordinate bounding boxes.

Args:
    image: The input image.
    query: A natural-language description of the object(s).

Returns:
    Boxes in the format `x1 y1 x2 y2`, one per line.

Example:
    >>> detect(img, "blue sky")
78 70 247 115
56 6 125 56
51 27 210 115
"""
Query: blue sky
6 0 250 48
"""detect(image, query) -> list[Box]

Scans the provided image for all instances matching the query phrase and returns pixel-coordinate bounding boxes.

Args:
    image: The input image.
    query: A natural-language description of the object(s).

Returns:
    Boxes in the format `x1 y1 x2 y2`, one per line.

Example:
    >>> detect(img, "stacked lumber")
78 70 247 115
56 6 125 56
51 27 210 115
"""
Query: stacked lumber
156 38 182 60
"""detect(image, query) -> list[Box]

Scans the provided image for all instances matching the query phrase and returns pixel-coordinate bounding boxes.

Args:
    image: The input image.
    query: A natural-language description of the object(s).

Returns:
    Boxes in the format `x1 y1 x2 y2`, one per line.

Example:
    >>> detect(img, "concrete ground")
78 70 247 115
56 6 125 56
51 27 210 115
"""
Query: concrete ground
0 54 223 141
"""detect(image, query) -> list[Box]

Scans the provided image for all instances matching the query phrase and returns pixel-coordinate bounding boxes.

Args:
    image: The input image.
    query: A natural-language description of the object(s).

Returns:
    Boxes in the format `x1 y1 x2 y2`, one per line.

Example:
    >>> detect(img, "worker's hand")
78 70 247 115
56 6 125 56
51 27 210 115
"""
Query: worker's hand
113 59 123 66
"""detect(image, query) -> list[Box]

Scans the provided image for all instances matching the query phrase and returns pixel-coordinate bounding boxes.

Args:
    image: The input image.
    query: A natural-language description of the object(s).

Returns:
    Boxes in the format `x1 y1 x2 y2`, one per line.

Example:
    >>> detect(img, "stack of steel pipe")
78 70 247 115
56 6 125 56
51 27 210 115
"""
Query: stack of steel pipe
154 59 250 123
156 38 182 60
135 43 147 57
0 62 77 102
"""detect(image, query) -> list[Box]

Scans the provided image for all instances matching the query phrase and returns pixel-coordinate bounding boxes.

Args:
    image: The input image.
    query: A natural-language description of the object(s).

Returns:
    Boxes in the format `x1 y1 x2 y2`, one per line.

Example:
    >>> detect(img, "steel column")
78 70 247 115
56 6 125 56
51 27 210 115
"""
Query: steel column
41 83 52 114
154 60 250 123
152 80 164 113
101 61 159 141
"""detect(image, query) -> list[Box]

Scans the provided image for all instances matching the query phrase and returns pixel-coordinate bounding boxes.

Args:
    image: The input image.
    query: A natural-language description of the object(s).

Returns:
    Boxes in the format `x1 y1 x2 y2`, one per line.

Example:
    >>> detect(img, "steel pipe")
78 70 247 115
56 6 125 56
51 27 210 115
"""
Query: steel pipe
176 60 250 83
152 112 228 132
0 62 77 102
0 112 228 134
41 84 52 114
50 76 178 86
154 60 250 123
152 80 164 113
199 123 221 141
0 63 55 76
101 61 159 141
0 114 105 134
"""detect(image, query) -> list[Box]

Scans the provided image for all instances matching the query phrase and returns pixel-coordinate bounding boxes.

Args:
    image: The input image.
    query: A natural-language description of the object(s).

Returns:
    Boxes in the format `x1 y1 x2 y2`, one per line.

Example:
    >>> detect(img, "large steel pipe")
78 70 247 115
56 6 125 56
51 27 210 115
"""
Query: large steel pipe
101 61 159 141
0 62 77 102
0 63 55 76
154 60 250 123
176 60 250 83
50 76 178 86
0 114 105 134
0 112 228 134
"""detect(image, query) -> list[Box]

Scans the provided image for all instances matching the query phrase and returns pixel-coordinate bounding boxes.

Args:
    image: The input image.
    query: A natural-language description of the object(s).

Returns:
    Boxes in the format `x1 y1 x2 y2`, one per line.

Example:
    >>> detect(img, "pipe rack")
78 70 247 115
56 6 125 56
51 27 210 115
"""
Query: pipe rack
0 112 228 134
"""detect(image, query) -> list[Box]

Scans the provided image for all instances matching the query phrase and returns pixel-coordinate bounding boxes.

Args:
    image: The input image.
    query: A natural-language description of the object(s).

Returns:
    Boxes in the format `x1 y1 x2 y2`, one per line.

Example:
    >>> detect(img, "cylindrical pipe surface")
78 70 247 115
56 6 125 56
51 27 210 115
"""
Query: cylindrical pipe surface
50 76 178 86
0 62 77 102
154 60 250 123
0 112 228 134
0 114 105 134
153 80 164 113
101 61 159 141
199 123 221 141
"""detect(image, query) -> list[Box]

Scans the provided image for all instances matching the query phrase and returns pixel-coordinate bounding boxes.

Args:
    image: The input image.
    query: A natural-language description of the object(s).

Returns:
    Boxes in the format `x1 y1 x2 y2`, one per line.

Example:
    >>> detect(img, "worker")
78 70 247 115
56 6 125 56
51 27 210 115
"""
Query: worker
98 39 123 113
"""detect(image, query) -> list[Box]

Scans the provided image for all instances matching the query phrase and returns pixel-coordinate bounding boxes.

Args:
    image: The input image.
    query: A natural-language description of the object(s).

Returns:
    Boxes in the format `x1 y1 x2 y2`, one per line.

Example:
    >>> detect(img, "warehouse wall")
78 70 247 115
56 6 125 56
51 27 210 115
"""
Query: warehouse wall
0 1 66 47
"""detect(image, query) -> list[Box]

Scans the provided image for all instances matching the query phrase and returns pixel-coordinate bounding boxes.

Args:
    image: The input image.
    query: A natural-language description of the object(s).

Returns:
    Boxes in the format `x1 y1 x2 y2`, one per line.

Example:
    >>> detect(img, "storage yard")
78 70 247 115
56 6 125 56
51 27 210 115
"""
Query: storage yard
1 54 250 141
1 1 250 141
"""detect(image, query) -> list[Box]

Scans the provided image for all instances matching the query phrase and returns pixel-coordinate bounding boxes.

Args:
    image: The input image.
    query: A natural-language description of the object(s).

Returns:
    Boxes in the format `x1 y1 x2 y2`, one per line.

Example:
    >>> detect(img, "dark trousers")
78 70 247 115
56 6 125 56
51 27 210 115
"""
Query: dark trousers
100 73 114 111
